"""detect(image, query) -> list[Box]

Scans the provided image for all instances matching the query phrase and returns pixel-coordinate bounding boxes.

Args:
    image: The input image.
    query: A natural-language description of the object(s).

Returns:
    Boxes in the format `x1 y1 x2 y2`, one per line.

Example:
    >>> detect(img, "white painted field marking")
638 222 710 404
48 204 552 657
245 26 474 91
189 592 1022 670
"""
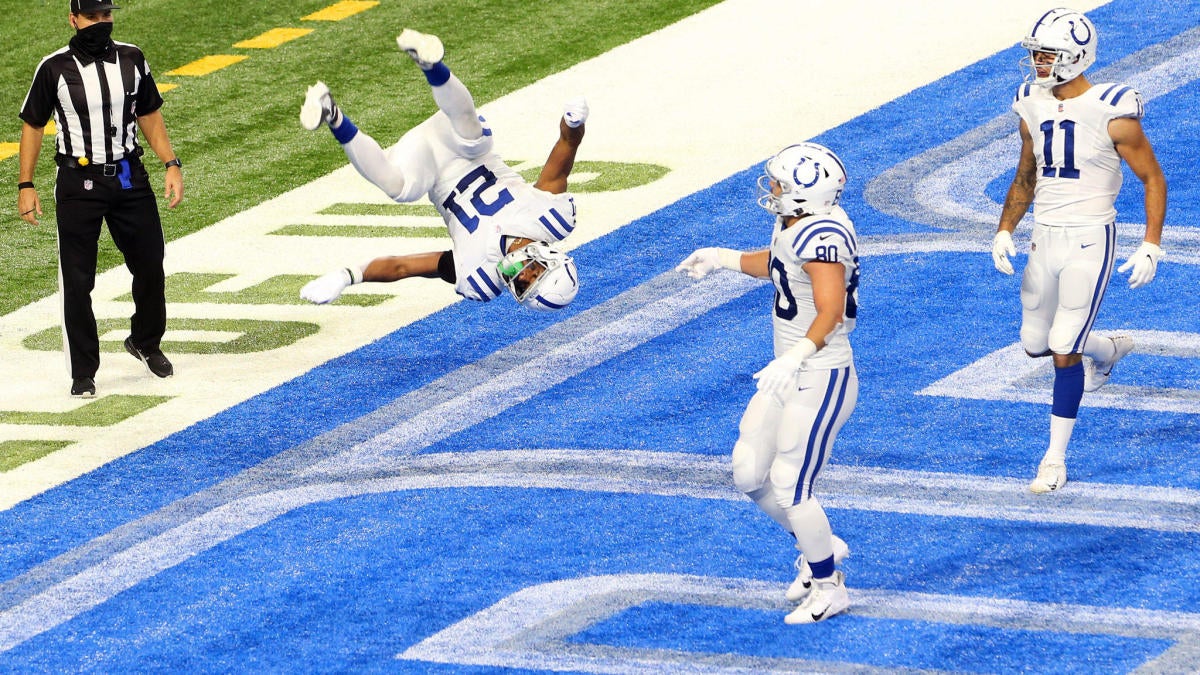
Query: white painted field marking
4 447 1198 654
920 331 1200 414
399 573 1200 674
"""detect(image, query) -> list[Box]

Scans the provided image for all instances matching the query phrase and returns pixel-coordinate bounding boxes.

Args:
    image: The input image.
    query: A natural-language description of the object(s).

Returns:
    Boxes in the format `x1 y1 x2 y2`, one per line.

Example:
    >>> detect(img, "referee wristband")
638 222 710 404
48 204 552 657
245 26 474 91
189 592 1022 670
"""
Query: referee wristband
18 181 34 191
164 158 182 170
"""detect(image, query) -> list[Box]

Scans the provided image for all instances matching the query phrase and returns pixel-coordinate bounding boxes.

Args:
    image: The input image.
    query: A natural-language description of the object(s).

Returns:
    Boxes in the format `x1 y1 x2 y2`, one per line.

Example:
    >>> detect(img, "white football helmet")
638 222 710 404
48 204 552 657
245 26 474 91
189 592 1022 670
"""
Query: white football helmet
757 142 847 217
1021 8 1096 87
497 242 578 311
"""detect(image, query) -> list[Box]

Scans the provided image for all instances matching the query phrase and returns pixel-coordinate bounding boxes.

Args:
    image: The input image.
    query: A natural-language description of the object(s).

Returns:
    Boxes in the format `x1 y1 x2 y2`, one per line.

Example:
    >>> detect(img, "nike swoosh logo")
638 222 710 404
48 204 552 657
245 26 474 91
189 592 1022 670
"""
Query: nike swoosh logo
1080 243 1096 249
810 610 826 621
819 234 833 241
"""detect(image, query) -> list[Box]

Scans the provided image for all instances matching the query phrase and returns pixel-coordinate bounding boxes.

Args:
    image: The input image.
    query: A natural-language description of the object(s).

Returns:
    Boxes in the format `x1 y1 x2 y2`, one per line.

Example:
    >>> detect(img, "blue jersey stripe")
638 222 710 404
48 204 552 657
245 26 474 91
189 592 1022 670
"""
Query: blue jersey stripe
1110 86 1132 106
549 207 574 235
539 215 564 240
475 267 502 296
466 276 486 300
1099 83 1121 101
793 222 857 259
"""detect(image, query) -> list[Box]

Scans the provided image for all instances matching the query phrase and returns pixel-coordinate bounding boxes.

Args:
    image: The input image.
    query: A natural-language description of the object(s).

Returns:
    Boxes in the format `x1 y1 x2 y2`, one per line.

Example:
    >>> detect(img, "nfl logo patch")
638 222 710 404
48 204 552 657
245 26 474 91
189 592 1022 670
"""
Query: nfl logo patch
83 179 93 191
1058 103 1064 112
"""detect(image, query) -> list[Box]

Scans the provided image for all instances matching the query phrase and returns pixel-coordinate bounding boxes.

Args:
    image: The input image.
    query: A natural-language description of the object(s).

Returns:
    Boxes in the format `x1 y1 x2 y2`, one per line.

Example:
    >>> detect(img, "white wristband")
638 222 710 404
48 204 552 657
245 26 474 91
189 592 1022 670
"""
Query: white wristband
346 265 365 285
715 248 742 272
783 337 818 363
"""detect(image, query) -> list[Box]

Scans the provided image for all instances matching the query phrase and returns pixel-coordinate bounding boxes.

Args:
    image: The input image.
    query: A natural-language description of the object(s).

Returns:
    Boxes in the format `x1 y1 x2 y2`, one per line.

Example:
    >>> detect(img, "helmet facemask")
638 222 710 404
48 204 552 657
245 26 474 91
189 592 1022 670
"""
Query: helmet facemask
497 242 578 311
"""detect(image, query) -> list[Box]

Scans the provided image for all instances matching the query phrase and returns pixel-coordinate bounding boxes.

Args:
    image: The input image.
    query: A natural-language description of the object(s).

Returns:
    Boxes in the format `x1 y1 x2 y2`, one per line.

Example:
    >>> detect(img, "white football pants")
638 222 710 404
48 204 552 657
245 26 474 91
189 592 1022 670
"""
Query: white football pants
1020 222 1116 355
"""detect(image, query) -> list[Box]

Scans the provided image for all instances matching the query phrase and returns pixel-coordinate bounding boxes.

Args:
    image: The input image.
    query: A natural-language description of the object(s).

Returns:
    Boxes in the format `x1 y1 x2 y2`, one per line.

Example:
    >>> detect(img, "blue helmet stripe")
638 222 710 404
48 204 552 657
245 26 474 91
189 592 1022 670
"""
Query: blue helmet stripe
1030 8 1057 37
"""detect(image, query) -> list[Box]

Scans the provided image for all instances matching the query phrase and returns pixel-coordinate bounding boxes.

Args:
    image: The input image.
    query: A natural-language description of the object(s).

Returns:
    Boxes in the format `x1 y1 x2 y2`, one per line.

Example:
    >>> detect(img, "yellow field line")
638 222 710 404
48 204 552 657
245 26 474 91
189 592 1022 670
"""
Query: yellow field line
235 27 314 49
303 0 379 21
166 54 249 77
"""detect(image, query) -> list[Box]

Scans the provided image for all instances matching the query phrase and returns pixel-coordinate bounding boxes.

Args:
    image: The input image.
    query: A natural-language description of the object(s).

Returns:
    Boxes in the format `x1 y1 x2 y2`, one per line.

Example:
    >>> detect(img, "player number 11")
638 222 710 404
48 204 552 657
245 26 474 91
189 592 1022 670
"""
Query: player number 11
1039 119 1080 179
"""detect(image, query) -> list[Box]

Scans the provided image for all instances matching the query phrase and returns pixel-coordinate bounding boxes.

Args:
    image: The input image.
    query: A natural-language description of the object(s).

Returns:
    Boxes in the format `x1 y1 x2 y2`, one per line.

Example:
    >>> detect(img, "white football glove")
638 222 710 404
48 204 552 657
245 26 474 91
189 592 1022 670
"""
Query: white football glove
675 247 742 280
753 353 803 402
752 338 818 404
301 268 356 304
992 230 1016 275
563 97 588 128
1116 241 1163 289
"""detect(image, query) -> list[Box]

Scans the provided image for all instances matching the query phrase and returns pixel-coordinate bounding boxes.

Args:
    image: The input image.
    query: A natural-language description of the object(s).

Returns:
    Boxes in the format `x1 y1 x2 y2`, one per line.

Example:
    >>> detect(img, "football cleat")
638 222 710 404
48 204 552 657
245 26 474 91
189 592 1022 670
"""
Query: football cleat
396 29 444 70
70 376 96 398
1029 462 1067 494
300 81 338 130
562 97 588 128
1084 336 1134 392
125 337 173 378
784 571 849 624
786 534 851 602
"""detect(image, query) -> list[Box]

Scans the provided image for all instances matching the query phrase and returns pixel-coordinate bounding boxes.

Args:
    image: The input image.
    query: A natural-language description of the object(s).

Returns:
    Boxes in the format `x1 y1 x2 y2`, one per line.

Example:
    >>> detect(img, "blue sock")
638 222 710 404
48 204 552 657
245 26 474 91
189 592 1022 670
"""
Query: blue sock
331 116 358 145
423 62 451 87
808 554 836 580
1051 361 1085 419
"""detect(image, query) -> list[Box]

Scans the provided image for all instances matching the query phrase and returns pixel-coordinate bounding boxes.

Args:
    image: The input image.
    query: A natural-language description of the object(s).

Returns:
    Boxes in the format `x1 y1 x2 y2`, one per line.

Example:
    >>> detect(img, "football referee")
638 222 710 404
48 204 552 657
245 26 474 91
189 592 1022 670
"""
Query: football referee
18 0 183 397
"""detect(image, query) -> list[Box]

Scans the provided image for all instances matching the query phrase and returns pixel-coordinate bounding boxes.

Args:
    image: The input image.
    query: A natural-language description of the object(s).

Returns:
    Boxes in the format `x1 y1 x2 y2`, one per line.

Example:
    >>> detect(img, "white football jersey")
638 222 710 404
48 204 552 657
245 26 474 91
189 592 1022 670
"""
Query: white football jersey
768 206 858 370
1012 81 1144 227
390 112 577 302
428 156 576 301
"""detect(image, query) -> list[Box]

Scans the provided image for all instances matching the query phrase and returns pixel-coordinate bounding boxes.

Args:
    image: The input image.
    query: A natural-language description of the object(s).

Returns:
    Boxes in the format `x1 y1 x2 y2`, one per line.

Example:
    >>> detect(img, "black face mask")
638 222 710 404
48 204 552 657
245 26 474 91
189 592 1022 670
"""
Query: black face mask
70 21 114 59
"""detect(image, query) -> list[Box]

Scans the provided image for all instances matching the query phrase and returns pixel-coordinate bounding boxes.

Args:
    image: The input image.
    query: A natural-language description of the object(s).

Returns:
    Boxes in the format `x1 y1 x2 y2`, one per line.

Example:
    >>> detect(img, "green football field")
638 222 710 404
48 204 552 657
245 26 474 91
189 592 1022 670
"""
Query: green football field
1 0 722 317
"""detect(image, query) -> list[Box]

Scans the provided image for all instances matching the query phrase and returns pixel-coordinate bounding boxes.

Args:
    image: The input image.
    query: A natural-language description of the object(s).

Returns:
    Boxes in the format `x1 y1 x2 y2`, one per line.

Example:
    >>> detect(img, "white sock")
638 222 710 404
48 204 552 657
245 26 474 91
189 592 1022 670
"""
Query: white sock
430 73 484 140
1043 414 1076 466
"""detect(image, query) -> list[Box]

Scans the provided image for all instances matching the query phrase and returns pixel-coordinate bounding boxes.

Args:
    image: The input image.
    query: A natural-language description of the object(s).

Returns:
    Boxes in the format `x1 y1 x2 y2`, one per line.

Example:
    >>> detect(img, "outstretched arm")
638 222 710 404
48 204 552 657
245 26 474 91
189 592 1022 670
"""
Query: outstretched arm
533 99 587 194
676 248 770 280
300 251 447 304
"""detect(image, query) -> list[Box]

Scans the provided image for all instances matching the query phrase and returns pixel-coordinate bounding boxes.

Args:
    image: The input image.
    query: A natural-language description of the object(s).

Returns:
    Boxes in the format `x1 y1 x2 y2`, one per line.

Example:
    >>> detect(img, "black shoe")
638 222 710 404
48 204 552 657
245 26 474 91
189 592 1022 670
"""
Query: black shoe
124 336 174 378
71 376 96 397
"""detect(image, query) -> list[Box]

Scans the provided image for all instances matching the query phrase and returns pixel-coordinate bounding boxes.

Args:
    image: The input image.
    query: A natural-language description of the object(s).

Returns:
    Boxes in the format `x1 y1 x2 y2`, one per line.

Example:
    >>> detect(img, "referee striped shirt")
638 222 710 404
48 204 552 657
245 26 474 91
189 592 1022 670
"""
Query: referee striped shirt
19 41 163 165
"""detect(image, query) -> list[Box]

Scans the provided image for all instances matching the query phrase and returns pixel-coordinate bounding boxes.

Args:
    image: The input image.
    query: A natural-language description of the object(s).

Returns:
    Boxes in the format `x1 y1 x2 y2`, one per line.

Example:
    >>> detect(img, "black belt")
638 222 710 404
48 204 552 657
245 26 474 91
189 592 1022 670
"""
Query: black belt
55 150 143 175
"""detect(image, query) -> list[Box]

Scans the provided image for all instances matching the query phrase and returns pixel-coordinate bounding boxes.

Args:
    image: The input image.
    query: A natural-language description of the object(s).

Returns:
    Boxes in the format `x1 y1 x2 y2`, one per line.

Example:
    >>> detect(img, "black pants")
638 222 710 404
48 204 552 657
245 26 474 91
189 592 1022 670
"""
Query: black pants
55 161 166 379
